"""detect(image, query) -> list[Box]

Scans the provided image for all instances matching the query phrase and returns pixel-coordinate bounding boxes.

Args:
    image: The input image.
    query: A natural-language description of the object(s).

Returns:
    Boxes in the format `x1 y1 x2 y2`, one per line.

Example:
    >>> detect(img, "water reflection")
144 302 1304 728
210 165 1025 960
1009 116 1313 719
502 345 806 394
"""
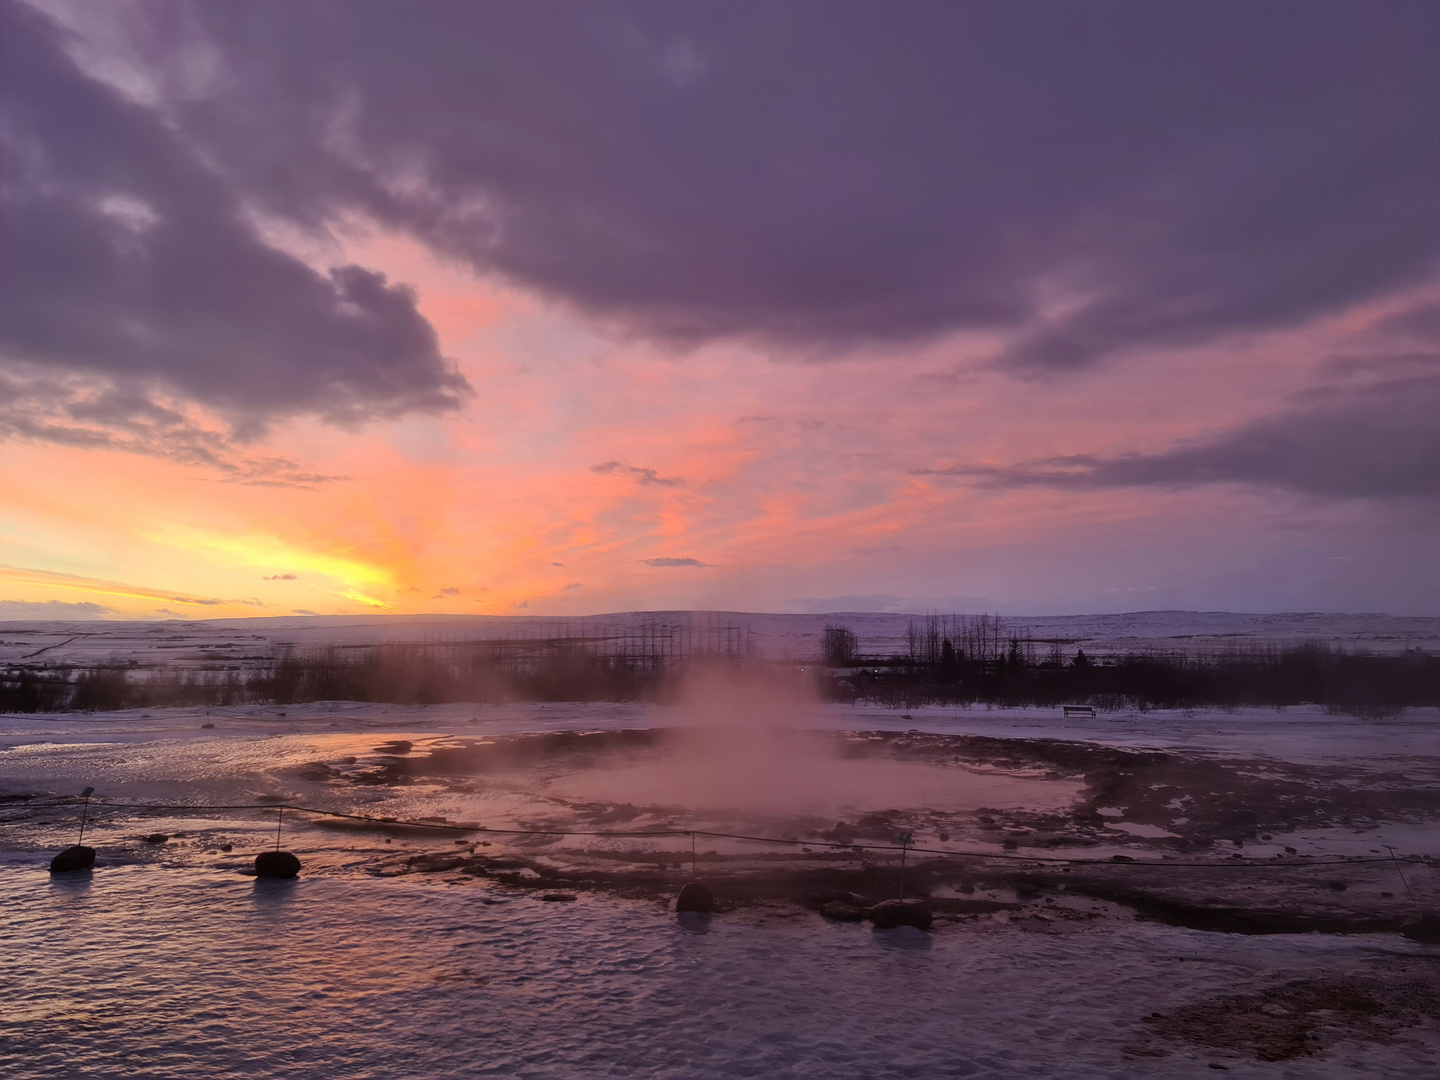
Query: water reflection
47 868 93 895
871 925 932 951
675 911 713 934
251 876 299 906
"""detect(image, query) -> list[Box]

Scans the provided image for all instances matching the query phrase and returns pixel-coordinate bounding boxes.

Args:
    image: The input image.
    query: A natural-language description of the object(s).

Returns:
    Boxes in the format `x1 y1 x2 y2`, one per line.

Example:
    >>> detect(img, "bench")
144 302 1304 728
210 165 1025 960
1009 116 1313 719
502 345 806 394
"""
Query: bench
1063 705 1096 718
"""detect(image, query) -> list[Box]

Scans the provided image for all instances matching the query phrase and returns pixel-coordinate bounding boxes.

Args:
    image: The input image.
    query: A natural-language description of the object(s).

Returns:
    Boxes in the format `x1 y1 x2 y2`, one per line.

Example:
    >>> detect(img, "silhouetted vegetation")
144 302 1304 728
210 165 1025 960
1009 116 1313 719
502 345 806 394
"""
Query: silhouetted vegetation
823 616 1439 718
1 616 1434 717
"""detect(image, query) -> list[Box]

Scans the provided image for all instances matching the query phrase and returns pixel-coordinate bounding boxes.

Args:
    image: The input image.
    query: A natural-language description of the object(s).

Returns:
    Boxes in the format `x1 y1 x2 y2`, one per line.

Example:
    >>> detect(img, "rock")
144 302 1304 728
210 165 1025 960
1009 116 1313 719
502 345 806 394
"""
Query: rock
818 901 865 921
541 893 577 902
869 898 933 931
1284 846 1298 855
1400 912 1440 943
143 833 169 844
1110 854 1136 863
50 845 95 873
255 850 301 878
201 722 215 729
675 881 714 913
219 844 233 852
938 832 950 842
1327 881 1348 892
1002 839 1019 850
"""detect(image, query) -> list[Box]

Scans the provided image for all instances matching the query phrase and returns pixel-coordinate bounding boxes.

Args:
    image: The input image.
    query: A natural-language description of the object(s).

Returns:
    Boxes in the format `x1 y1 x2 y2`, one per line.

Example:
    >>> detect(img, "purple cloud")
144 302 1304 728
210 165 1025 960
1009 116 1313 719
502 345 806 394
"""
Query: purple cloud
107 0 1440 368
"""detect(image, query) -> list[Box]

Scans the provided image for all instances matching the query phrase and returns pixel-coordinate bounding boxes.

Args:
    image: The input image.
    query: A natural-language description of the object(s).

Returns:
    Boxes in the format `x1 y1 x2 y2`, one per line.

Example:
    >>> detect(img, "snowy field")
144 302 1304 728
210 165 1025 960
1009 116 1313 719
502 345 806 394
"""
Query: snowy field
4 609 1437 669
3 698 1438 1078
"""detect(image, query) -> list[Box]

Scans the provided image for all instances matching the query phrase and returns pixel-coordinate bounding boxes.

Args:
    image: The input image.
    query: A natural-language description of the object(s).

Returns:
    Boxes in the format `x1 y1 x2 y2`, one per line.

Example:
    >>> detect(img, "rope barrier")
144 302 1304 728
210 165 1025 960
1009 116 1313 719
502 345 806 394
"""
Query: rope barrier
6 798 1430 870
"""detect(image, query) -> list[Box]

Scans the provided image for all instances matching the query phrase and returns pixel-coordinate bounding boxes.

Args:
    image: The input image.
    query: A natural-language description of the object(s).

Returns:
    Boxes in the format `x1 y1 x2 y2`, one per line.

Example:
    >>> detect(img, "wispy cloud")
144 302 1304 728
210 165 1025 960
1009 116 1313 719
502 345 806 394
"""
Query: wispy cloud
0 598 112 620
591 461 685 487
642 557 708 568
914 374 1440 502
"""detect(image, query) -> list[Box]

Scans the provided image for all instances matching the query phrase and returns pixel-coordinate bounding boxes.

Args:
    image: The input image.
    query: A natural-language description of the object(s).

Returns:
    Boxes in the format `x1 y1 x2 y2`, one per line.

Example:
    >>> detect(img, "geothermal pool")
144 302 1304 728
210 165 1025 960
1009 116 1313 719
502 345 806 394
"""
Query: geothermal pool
3 701 1438 1078
3 865 1437 1079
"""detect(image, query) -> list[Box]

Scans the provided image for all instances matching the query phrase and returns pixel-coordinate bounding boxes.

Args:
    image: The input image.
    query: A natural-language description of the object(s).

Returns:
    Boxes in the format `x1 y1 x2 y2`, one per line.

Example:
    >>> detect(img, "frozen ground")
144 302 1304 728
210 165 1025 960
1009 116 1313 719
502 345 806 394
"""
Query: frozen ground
3 701 1438 1077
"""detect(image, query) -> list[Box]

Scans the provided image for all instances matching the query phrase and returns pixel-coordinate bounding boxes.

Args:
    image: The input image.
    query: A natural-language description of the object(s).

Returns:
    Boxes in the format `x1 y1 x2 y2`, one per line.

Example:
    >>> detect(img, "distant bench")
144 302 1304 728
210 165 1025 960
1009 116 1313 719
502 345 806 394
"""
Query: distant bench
1063 705 1096 718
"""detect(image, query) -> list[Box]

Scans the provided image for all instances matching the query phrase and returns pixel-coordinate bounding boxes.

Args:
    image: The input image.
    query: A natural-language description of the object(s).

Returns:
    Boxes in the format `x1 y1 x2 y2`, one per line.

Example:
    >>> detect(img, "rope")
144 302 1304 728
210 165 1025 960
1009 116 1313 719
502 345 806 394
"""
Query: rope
6 798 1429 870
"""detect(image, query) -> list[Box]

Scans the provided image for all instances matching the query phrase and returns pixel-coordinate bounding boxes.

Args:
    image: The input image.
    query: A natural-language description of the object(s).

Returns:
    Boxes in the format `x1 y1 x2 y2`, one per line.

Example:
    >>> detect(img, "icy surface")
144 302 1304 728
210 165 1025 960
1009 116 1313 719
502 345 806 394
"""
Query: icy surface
2 864 1436 1079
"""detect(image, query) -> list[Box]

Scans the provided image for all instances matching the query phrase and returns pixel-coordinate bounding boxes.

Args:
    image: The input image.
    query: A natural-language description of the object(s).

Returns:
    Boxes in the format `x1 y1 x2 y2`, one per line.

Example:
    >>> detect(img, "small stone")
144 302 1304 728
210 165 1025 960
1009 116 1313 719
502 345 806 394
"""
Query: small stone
1284 846 1298 855
219 844 233 852
1110 854 1136 863
201 723 215 729
1002 839 1019 850
255 850 301 878
50 845 95 873
938 832 950 842
1381 891 1393 898
143 833 169 844
1327 881 1347 892
675 881 714 913
541 893 577 902
868 898 933 931
818 901 865 921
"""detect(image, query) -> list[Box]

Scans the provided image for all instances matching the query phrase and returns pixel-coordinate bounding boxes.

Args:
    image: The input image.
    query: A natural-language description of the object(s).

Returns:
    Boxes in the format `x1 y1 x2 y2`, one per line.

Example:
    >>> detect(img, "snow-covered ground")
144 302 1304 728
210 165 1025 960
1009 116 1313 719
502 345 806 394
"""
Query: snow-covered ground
3 701 1437 1078
3 608 1436 669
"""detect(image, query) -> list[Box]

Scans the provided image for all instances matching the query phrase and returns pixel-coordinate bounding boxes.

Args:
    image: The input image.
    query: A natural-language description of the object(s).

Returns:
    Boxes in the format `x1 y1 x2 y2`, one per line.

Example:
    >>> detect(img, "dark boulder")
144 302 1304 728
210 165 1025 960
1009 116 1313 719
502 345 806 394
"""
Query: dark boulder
50 845 95 873
143 833 169 844
255 850 302 878
541 893 577 902
1401 912 1440 943
819 901 865 921
676 881 714 913
868 898 933 931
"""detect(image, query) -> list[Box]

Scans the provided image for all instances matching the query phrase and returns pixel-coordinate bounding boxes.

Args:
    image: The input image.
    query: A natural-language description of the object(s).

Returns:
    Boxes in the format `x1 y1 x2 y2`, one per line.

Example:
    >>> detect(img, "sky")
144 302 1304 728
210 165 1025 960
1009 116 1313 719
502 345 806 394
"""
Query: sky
1 0 1437 622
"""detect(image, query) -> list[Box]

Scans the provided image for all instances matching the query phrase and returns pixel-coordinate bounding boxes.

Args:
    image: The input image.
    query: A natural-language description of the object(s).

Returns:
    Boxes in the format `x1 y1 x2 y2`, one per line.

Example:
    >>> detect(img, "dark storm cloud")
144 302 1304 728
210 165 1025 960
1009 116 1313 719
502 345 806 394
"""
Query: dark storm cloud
4 0 1436 467
133 0 1439 365
0 0 469 435
918 373 1440 501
